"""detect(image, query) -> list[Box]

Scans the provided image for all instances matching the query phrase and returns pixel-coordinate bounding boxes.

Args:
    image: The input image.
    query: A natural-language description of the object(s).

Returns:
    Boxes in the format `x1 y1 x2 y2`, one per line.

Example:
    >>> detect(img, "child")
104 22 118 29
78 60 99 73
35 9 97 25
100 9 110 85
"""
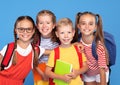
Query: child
0 16 45 85
75 11 109 85
33 10 59 85
45 18 88 85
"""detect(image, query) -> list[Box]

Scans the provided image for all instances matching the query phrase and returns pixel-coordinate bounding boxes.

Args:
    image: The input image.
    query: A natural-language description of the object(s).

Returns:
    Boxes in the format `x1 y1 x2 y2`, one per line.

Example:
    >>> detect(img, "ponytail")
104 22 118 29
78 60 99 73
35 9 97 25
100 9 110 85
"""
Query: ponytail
95 14 104 44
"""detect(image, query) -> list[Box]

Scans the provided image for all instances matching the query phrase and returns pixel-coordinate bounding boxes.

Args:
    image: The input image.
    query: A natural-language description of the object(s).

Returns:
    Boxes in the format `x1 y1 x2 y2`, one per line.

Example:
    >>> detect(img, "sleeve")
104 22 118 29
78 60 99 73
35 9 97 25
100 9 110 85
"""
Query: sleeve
39 46 45 58
0 45 7 57
46 50 55 68
0 44 13 69
97 42 108 69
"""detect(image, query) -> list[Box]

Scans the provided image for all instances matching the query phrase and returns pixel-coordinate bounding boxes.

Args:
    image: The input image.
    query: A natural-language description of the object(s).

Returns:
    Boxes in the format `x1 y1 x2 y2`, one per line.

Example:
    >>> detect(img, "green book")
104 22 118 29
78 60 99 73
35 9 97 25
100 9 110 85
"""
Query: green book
53 59 72 85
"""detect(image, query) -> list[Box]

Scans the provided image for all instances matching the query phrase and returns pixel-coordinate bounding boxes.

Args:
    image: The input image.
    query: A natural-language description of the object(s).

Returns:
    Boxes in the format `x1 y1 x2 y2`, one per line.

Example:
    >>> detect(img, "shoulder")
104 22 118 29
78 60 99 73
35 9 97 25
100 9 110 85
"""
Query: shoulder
0 44 9 56
97 41 104 49
96 41 105 54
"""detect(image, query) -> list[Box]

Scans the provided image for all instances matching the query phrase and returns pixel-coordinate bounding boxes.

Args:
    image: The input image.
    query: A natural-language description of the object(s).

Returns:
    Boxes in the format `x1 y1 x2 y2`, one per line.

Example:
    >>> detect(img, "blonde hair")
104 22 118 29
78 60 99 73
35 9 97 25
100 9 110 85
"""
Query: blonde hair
34 10 57 43
56 18 73 31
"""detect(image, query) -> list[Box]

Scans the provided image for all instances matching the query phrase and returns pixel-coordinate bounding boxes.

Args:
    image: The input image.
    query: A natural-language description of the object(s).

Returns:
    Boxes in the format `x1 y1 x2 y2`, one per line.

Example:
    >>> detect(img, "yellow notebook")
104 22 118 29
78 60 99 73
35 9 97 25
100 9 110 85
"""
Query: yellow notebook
53 59 72 85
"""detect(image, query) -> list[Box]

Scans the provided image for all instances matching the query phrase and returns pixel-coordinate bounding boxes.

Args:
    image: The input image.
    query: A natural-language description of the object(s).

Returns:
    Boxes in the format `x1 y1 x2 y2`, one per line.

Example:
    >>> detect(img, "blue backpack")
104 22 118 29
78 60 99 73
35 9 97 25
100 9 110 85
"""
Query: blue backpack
79 31 116 66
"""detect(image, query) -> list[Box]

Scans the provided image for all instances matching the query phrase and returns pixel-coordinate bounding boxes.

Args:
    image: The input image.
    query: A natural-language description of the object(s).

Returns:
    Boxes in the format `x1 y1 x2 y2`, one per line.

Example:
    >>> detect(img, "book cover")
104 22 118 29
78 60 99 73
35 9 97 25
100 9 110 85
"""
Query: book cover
53 59 72 85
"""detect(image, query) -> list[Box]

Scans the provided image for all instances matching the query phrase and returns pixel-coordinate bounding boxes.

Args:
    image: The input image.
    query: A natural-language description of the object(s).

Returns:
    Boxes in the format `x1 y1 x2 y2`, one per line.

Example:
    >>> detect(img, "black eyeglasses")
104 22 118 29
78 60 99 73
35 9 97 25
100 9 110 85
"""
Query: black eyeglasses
16 28 34 33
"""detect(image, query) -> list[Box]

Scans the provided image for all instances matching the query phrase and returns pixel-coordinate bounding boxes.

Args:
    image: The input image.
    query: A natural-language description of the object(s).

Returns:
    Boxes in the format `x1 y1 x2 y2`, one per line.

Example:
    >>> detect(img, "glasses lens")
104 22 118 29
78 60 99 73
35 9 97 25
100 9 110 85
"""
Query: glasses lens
17 28 33 33
27 28 33 33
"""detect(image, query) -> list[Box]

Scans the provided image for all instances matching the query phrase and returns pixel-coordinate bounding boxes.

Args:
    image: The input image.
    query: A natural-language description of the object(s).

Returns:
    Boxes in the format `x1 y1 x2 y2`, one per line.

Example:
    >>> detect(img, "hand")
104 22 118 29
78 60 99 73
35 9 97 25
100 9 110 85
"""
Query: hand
73 42 84 53
62 74 73 83
71 69 79 79
77 42 84 53
41 73 49 81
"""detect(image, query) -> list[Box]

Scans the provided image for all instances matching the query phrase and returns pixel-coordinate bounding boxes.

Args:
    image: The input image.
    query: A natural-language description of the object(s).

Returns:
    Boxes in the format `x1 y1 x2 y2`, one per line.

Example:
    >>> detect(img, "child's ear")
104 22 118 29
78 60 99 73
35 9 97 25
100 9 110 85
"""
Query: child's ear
52 24 56 29
15 28 18 34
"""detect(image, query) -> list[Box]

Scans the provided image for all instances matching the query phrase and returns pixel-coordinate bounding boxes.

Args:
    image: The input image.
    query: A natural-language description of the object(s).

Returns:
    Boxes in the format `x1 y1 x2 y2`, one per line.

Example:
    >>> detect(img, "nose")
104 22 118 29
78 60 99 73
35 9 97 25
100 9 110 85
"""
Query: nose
23 29 28 33
43 23 46 28
85 24 88 28
85 24 89 28
64 33 68 38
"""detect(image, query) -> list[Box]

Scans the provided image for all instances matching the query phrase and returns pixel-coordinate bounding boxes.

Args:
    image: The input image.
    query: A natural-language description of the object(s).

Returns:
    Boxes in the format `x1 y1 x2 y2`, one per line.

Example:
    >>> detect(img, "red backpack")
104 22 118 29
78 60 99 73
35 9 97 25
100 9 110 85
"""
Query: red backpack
49 45 83 85
0 42 40 70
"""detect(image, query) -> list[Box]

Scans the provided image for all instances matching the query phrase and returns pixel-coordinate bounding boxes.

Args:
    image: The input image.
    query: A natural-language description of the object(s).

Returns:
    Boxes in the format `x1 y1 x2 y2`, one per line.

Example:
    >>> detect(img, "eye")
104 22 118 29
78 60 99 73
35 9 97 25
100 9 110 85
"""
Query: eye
68 31 72 34
39 22 43 24
47 22 50 24
80 22 86 25
18 28 24 31
27 28 32 31
60 32 64 34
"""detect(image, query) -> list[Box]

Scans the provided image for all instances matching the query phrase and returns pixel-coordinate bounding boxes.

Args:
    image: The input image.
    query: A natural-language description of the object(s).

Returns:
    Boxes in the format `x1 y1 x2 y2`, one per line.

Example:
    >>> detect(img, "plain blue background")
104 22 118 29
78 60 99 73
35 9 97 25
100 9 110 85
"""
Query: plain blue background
0 0 120 85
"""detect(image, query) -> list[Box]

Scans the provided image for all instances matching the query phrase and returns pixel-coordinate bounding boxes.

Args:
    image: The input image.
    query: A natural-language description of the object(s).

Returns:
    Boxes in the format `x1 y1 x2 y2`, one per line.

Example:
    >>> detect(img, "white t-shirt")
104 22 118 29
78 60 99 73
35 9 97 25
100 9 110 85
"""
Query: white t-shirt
0 43 45 69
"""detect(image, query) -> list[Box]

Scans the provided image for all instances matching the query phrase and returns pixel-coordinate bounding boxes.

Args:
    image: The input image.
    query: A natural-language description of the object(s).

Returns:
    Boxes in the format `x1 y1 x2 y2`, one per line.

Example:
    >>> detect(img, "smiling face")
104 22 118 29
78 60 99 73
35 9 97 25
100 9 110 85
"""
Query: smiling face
77 14 97 37
56 25 75 47
15 19 35 43
37 14 55 38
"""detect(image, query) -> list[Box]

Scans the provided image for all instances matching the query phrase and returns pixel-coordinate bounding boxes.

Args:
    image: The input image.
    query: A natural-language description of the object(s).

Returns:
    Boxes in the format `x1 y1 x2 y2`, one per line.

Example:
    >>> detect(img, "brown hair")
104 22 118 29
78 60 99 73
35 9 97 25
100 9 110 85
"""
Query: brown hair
13 16 39 67
74 11 109 64
75 12 104 45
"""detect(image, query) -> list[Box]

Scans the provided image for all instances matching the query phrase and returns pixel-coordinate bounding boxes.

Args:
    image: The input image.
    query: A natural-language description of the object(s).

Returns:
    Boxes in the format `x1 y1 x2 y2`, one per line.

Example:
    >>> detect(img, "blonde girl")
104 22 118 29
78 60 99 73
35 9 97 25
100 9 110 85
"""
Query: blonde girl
32 10 59 85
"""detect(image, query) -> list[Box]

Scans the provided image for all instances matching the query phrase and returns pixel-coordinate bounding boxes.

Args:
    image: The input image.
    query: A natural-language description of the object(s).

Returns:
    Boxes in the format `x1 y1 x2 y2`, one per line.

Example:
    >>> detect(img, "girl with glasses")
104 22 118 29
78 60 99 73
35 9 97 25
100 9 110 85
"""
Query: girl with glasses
0 16 45 85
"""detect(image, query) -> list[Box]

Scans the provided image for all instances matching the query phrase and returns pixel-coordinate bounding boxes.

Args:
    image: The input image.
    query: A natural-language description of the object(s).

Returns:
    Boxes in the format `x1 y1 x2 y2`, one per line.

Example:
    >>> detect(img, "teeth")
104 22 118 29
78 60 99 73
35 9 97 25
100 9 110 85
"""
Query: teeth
22 35 29 38
42 29 48 32
63 39 69 42
84 29 89 32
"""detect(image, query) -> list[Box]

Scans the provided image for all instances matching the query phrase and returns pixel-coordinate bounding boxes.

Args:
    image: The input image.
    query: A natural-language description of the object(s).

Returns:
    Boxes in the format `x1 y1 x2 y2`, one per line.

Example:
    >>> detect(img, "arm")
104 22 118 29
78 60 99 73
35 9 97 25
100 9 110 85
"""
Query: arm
45 66 73 83
44 49 52 56
0 54 3 70
97 41 107 85
71 61 88 79
99 68 107 85
35 67 49 81
0 54 3 64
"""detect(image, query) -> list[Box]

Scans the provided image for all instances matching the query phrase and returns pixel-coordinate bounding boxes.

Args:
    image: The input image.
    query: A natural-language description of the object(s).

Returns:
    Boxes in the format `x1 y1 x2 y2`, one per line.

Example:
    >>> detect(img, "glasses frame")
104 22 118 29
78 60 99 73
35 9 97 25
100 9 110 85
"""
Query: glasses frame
16 28 34 33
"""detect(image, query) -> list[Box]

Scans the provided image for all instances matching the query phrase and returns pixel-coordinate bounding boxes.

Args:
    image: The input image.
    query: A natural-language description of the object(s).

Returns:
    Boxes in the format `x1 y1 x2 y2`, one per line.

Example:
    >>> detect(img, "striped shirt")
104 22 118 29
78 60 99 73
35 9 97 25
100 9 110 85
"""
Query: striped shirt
81 40 108 76
39 37 59 63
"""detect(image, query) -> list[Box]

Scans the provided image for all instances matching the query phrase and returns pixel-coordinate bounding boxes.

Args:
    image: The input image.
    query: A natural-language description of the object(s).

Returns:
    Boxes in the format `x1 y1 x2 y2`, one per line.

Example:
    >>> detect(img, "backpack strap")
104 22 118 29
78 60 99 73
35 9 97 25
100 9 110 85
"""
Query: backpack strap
74 45 83 78
92 39 98 60
54 47 60 63
1 42 15 70
49 46 83 84
49 47 59 85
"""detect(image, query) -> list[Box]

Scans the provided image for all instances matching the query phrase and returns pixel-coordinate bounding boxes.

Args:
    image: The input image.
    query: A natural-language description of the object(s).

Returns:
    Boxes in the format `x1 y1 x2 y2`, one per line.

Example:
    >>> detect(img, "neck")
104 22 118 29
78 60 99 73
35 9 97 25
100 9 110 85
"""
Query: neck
60 44 72 48
81 34 94 44
17 40 30 49
42 34 52 39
